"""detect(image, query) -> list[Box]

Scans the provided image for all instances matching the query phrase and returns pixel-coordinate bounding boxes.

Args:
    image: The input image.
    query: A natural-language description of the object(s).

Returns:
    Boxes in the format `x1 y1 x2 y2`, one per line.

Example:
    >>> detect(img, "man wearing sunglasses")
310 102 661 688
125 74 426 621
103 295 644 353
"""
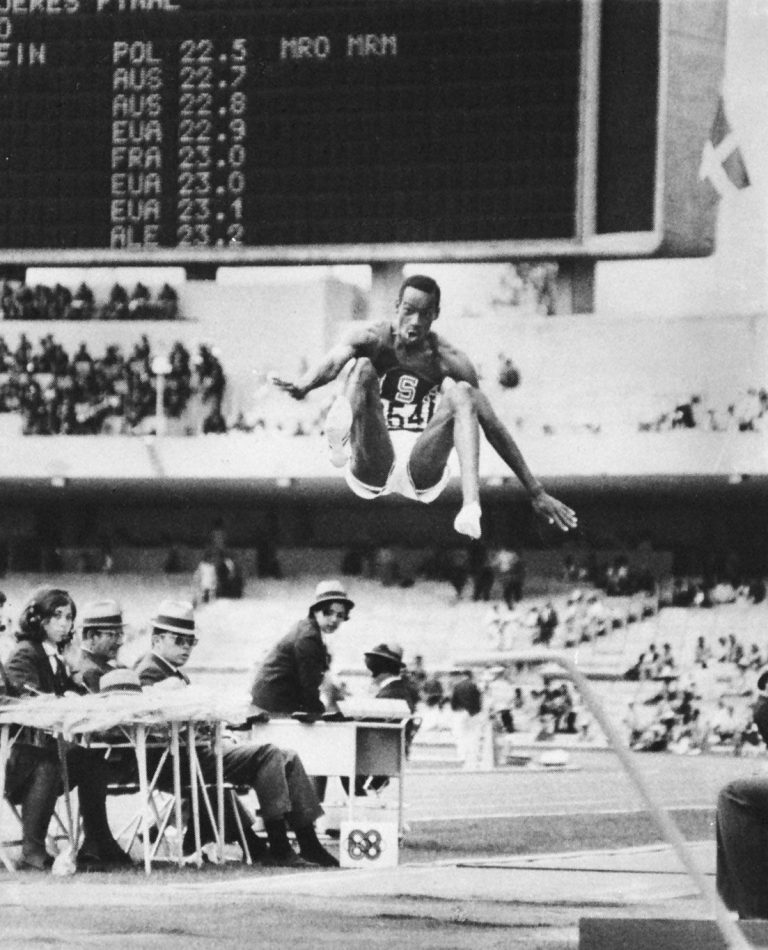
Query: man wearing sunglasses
250 579 354 717
72 599 127 693
134 599 338 868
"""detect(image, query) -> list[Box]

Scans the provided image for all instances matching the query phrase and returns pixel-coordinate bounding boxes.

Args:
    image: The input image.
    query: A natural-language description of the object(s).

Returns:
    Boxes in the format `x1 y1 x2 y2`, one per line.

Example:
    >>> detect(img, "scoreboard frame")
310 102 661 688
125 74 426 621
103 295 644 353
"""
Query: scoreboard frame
0 0 726 266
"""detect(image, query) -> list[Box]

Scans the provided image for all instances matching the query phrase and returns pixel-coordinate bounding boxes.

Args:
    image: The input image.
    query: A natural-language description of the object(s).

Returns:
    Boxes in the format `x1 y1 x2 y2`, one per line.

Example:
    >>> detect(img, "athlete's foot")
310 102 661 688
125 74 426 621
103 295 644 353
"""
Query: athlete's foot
453 502 482 539
325 396 353 468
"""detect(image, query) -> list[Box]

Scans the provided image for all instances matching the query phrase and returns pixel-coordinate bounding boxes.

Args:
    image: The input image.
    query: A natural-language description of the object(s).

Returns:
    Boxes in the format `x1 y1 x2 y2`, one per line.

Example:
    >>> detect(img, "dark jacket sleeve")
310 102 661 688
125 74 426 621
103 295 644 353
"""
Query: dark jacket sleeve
292 628 329 714
6 642 51 696
134 653 167 686
251 619 328 715
80 666 104 694
754 695 768 745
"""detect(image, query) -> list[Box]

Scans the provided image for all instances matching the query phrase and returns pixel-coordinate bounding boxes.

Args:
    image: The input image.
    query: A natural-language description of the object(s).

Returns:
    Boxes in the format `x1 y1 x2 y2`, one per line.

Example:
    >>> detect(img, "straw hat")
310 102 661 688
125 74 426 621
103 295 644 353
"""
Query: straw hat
100 668 142 695
80 599 124 630
151 599 196 635
364 643 404 667
309 579 354 614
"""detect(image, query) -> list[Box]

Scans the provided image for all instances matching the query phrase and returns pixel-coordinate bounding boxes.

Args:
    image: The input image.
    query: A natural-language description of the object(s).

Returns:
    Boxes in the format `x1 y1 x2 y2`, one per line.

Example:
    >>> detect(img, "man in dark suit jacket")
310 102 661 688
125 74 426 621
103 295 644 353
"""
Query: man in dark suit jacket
357 643 421 794
72 599 127 693
250 580 354 716
135 598 339 868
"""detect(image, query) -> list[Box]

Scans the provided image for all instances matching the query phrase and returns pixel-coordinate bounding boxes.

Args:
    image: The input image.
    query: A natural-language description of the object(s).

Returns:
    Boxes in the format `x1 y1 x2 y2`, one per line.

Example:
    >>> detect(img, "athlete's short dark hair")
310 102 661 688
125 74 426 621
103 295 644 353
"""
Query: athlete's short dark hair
398 274 441 310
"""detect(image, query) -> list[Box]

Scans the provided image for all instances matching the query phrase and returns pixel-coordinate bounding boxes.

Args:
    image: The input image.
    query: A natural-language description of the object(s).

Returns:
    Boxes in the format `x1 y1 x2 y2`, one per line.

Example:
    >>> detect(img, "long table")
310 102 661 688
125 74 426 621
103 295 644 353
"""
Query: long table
1 717 227 875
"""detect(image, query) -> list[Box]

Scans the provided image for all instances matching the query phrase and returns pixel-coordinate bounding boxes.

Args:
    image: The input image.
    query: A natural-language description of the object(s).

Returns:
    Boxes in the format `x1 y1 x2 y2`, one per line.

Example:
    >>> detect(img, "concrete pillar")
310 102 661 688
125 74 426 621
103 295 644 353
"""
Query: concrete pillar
555 259 595 314
369 262 404 321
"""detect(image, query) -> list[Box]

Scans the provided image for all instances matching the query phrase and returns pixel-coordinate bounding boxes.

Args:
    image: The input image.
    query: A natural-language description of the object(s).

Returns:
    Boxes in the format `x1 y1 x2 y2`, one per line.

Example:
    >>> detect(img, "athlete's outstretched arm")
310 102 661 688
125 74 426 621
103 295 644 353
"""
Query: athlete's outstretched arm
270 325 377 400
439 340 577 532
270 342 356 400
474 388 577 531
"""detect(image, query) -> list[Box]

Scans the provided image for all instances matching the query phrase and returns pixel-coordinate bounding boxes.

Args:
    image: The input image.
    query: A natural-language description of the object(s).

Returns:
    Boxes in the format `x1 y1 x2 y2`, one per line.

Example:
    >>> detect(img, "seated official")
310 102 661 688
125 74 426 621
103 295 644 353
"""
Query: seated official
355 642 419 795
716 669 768 918
72 599 127 693
4 587 133 871
1 654 63 871
134 599 338 868
250 580 354 717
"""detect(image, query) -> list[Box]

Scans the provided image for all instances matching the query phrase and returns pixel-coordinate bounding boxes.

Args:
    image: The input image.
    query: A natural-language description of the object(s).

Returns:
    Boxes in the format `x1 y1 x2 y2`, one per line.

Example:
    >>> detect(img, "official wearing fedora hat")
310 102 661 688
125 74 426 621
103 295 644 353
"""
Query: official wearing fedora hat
358 642 420 795
72 599 127 693
364 642 419 712
133 597 339 867
250 579 354 717
133 599 198 686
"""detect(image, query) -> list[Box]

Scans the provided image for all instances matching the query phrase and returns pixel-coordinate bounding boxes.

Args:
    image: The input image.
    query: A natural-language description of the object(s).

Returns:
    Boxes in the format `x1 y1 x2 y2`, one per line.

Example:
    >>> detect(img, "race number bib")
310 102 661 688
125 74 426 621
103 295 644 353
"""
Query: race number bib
380 369 439 433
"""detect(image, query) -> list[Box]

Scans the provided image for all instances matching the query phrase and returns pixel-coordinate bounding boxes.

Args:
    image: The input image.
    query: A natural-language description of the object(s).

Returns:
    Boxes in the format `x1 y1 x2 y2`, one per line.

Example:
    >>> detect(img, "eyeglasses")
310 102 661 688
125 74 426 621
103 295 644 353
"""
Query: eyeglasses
163 633 198 647
93 628 124 639
320 607 348 621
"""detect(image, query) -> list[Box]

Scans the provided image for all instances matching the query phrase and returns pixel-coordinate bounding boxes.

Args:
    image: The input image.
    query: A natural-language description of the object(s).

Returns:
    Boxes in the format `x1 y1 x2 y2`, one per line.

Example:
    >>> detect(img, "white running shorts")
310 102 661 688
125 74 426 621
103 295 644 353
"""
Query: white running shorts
344 430 451 503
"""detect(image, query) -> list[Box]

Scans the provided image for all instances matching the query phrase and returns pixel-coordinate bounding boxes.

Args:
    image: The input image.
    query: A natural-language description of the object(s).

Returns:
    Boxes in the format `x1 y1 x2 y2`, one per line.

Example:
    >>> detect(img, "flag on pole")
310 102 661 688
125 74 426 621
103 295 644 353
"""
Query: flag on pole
698 97 751 197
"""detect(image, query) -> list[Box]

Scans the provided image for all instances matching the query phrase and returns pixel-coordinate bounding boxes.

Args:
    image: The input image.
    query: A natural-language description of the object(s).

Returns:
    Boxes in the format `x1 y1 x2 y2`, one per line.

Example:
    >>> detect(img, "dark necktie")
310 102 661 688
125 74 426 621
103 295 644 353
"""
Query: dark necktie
53 655 68 695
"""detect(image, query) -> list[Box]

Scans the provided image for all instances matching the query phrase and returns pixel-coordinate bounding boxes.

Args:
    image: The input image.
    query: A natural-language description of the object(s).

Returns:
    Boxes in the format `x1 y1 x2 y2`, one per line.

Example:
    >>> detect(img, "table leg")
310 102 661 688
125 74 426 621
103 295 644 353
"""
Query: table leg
215 722 224 864
187 723 201 864
398 726 405 839
136 725 151 875
171 724 183 866
0 725 16 872
55 734 76 855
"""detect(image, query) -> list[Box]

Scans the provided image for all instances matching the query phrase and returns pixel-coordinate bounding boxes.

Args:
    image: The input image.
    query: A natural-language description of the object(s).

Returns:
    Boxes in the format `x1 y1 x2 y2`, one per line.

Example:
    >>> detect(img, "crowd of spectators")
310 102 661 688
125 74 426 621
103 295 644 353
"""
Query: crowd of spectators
0 332 225 435
663 574 766 608
622 627 768 756
639 389 768 434
0 280 180 321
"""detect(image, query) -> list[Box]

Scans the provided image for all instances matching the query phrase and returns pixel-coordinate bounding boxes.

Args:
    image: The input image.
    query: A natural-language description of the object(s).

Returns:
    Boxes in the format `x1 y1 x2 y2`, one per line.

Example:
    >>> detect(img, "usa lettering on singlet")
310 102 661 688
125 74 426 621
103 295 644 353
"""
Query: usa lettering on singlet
379 368 439 432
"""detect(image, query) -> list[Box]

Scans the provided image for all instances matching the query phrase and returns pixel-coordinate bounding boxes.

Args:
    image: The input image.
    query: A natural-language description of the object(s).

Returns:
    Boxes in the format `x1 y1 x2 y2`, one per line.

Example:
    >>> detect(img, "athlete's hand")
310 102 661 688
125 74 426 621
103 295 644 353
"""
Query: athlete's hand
268 374 306 400
531 491 578 532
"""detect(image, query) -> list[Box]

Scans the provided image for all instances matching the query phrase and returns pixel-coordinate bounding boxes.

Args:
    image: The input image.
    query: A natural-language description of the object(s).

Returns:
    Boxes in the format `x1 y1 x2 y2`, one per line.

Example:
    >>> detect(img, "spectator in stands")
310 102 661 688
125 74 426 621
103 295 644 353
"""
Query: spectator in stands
496 352 521 390
0 332 203 435
536 601 559 646
128 282 151 318
216 551 243 599
694 636 712 668
484 601 514 650
449 668 485 766
193 550 218 605
420 667 445 710
158 283 179 320
492 547 525 607
202 405 228 434
195 344 226 416
469 541 494 602
407 654 428 692
710 700 739 746
486 666 517 734
585 593 609 639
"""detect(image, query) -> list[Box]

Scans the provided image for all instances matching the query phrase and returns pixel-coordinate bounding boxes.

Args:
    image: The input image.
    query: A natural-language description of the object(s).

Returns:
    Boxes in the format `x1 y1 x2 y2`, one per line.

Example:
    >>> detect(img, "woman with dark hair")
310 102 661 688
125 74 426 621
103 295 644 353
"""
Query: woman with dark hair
5 587 133 870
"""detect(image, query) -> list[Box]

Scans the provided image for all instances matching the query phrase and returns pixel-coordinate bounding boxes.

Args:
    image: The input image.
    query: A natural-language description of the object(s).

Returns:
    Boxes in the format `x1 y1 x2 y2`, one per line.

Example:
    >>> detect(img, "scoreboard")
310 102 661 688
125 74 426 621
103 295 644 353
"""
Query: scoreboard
0 0 726 266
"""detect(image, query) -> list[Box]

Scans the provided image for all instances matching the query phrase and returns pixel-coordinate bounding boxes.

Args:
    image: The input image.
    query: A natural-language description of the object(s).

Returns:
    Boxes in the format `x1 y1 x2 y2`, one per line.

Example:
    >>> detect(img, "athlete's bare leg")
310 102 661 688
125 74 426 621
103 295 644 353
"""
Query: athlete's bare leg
338 358 395 489
409 380 482 538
